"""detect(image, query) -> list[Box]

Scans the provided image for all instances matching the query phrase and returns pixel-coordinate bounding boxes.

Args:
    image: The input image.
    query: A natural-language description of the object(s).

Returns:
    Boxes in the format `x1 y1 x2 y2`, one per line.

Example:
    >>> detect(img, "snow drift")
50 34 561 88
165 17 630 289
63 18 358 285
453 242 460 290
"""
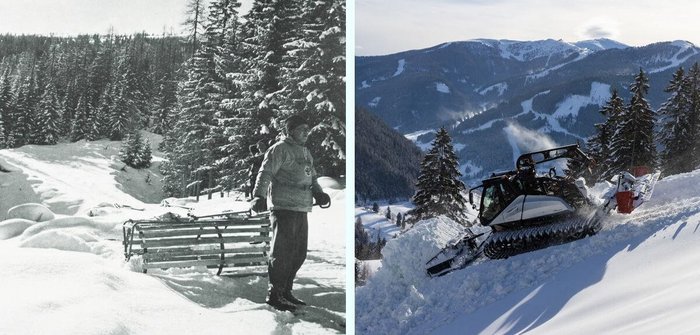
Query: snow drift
356 169 700 335
0 137 346 335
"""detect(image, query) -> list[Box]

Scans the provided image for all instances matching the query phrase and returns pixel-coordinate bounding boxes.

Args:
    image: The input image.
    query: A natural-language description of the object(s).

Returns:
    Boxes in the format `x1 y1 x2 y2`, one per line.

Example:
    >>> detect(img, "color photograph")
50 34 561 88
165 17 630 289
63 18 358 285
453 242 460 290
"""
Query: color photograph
355 0 700 334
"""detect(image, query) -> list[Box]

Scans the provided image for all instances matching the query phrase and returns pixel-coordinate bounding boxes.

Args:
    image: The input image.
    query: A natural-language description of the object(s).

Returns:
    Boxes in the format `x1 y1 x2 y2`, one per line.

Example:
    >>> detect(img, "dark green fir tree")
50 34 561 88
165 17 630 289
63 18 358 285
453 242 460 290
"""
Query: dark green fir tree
410 127 468 224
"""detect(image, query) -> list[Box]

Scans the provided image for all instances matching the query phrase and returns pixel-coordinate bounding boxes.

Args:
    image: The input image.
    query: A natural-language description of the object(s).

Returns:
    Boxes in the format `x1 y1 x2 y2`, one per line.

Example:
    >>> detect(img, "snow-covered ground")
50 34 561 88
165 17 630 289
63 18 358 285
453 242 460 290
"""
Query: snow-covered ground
355 201 413 241
0 135 346 334
356 169 700 335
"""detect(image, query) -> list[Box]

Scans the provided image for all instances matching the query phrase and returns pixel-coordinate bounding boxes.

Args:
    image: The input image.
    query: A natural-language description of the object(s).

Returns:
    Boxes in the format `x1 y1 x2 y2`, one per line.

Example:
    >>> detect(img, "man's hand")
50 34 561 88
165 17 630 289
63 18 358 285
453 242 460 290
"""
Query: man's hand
251 196 267 212
313 192 331 207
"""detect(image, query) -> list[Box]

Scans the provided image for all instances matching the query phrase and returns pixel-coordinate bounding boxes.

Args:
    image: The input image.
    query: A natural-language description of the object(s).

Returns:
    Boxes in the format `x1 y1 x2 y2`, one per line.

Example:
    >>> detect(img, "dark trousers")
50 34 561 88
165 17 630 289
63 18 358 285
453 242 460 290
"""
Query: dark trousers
269 210 308 294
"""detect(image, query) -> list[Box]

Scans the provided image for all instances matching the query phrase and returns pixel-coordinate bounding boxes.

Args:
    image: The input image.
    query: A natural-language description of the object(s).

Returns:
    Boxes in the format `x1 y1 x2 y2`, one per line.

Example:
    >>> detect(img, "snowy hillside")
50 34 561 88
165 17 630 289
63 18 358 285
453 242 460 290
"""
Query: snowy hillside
356 170 700 335
472 38 585 62
0 138 346 334
0 133 167 216
356 39 700 185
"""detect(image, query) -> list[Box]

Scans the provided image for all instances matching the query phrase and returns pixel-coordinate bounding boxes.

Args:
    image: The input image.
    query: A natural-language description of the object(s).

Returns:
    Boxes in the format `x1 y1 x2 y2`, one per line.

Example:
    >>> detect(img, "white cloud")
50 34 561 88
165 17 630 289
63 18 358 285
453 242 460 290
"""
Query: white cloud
577 17 620 40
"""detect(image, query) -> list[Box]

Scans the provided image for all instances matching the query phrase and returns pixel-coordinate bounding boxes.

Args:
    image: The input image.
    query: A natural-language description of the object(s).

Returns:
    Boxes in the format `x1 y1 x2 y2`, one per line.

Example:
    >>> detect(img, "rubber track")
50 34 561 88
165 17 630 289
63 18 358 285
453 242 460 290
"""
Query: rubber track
483 211 604 259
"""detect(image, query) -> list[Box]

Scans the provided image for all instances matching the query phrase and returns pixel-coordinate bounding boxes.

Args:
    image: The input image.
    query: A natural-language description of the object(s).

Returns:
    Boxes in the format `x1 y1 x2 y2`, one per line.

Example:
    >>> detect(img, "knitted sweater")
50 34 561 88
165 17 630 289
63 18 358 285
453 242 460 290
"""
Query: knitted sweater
253 137 323 212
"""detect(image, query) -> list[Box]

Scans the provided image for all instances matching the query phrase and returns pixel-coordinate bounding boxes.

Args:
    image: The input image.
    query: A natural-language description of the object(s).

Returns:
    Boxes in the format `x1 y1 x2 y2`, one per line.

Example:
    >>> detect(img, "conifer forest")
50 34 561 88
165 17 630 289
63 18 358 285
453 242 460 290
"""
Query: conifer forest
0 0 346 197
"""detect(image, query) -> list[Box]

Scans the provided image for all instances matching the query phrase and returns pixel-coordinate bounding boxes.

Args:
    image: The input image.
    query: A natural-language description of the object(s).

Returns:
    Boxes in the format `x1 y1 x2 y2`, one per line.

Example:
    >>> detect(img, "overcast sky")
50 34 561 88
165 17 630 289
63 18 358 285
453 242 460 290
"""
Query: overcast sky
0 0 253 36
357 0 700 56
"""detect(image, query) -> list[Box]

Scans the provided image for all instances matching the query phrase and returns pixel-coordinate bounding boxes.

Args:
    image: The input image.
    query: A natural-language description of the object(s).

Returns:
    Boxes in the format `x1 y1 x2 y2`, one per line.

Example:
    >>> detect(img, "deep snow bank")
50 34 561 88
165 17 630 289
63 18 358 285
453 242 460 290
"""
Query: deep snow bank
0 184 346 335
356 169 700 335
0 137 346 335
0 247 278 335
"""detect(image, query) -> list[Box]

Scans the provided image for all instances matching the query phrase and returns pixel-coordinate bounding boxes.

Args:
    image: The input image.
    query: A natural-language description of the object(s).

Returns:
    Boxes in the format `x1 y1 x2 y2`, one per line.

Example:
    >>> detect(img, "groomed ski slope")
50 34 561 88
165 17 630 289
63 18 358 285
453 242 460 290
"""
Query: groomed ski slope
0 137 346 335
356 169 700 335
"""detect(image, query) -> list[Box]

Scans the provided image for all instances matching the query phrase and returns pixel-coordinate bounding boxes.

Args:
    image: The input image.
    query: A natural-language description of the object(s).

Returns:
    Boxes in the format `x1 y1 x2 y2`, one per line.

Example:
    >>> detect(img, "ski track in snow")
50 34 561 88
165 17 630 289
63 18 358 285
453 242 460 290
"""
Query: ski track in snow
404 129 436 151
356 169 700 335
552 82 610 119
477 82 508 96
525 50 591 82
648 41 699 74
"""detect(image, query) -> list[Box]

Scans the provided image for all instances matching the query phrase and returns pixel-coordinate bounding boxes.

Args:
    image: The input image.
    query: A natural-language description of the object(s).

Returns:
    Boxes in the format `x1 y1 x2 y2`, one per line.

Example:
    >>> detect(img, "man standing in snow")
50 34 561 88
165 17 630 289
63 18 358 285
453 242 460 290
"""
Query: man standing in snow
250 114 331 312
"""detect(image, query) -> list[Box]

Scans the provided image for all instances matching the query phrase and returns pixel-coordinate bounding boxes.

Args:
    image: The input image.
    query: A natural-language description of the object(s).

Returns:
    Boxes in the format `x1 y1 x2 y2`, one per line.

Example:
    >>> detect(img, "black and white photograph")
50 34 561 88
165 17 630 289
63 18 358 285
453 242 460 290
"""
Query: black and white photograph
0 0 346 334
355 0 700 334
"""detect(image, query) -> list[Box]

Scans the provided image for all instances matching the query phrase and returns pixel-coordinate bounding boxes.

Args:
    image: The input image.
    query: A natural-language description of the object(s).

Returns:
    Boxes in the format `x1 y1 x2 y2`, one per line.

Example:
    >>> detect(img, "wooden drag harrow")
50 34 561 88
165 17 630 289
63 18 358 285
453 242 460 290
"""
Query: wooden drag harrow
123 210 271 276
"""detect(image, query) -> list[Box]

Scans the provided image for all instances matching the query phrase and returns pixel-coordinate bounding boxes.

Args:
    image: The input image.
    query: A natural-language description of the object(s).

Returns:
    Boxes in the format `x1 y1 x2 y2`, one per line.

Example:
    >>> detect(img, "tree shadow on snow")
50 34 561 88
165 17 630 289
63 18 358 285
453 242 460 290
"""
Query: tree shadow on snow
151 272 346 332
0 167 82 217
152 271 269 308
290 277 346 332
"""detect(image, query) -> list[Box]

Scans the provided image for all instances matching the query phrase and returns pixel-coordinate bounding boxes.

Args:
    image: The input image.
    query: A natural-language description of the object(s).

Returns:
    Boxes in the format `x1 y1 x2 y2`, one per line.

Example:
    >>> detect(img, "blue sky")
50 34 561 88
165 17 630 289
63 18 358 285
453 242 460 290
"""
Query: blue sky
356 0 700 56
0 0 253 36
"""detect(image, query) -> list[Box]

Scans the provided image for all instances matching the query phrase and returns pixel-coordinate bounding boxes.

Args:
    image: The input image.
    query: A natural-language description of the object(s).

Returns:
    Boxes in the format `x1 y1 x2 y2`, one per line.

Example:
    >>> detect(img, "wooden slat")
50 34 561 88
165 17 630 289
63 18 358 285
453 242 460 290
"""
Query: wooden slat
142 235 271 248
144 256 268 269
143 246 269 259
144 258 224 268
134 218 270 230
221 257 268 266
135 223 269 231
140 227 270 238
146 252 267 263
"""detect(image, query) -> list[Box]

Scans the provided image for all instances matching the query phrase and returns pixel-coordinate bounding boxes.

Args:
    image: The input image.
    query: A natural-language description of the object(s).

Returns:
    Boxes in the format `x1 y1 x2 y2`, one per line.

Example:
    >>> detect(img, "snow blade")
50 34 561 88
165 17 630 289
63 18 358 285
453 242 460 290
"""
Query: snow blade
426 232 484 278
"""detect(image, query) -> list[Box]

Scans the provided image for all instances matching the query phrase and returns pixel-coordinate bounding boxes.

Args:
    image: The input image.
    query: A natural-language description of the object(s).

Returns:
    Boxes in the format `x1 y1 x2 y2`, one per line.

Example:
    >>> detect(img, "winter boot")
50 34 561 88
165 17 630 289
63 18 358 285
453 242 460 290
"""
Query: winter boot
284 291 307 306
266 290 297 312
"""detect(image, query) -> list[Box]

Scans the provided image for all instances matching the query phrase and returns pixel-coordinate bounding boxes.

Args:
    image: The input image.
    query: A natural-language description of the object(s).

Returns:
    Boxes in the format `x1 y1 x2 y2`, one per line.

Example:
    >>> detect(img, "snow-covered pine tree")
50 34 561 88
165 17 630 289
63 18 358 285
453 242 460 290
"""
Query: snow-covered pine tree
657 66 696 174
122 42 146 125
283 0 346 177
162 0 229 196
36 81 63 145
87 43 113 110
109 47 142 141
609 68 656 174
589 89 624 181
9 75 32 148
119 130 142 168
70 94 91 142
586 123 610 182
150 75 178 135
686 63 700 169
410 127 468 224
0 113 5 149
238 0 302 143
131 34 156 125
94 84 114 140
110 85 133 140
23 68 42 145
183 0 207 59
61 78 82 135
207 0 250 192
137 137 153 168
0 69 11 147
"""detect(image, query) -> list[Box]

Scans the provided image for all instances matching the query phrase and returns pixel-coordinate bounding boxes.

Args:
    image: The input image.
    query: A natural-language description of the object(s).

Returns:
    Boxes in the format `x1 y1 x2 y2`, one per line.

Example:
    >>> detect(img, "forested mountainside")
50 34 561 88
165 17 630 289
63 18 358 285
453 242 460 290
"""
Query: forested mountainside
356 39 700 184
0 0 346 197
356 107 422 201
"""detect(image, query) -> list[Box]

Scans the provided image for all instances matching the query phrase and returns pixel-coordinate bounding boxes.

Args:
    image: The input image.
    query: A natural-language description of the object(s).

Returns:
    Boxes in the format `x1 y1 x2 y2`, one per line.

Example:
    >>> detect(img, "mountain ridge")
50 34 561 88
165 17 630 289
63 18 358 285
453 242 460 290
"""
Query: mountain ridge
356 38 700 184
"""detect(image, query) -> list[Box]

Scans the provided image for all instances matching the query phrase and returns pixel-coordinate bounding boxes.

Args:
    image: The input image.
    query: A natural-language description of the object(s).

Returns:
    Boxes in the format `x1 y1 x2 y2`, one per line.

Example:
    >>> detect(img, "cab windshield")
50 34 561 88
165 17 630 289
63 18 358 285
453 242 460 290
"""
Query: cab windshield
480 180 520 223
480 184 502 223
